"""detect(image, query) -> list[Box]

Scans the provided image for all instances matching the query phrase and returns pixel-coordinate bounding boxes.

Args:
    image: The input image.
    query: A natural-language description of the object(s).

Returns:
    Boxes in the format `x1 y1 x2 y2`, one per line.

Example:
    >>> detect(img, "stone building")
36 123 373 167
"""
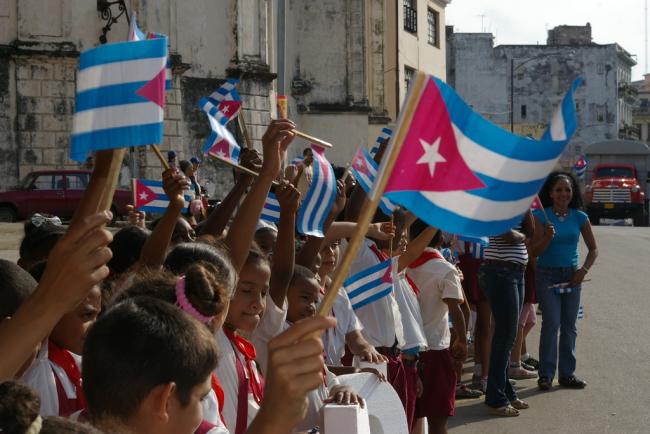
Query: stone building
0 0 275 196
447 23 637 167
282 0 451 165
632 74 650 142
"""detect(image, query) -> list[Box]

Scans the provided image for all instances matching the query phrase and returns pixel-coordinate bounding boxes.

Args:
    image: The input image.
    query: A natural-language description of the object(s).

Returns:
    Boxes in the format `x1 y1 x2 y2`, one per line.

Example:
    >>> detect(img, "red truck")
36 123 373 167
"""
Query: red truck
0 170 132 222
584 140 650 226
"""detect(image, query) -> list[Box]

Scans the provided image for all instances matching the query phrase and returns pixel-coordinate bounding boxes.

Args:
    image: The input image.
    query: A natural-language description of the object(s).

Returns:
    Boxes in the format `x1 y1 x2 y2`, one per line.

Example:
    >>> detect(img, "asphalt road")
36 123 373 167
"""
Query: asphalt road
1 224 648 432
451 226 650 433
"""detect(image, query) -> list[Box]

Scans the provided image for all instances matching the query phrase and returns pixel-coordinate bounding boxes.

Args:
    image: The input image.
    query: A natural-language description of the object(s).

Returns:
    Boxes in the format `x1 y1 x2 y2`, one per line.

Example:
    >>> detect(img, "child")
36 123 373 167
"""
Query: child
17 220 66 271
407 222 467 434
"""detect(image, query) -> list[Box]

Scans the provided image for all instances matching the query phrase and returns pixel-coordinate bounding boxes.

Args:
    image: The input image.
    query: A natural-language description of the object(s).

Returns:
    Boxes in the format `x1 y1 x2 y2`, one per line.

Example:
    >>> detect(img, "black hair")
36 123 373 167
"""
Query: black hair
179 160 192 174
0 259 38 319
410 219 442 248
290 265 318 287
538 171 584 210
83 297 219 422
164 242 236 296
107 226 151 275
18 224 66 269
0 380 40 434
26 260 47 282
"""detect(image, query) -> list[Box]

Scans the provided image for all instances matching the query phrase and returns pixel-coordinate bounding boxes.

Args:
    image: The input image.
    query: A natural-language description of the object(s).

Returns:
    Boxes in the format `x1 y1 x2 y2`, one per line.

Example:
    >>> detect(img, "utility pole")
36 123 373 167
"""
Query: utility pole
646 0 648 74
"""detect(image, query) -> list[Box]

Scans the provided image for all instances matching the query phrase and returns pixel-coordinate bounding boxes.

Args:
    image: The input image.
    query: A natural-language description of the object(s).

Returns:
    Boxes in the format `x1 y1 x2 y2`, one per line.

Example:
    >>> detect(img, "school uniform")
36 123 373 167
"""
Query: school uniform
216 298 286 434
21 341 86 417
200 373 230 433
321 287 364 366
407 248 464 419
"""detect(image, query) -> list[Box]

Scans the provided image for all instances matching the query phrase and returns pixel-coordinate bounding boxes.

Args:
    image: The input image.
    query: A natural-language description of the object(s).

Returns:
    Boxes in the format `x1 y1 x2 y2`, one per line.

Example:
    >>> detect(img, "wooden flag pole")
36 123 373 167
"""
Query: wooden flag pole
238 114 254 149
151 144 171 171
389 215 394 259
293 130 333 149
318 72 428 316
207 151 280 185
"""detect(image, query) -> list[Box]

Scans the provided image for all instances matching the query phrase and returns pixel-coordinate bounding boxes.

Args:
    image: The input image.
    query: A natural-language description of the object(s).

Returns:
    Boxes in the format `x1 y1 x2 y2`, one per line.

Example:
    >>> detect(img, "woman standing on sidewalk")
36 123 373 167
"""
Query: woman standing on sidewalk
532 171 598 391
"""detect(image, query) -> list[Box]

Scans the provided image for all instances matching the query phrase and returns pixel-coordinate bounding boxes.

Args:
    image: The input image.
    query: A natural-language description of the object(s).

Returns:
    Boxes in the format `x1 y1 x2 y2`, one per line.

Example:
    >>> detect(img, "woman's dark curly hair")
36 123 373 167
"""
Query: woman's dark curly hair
538 171 584 210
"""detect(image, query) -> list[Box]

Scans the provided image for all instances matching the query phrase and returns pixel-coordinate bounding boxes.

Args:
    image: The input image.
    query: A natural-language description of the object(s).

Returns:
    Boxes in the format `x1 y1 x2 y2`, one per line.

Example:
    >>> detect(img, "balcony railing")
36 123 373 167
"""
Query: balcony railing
404 4 417 33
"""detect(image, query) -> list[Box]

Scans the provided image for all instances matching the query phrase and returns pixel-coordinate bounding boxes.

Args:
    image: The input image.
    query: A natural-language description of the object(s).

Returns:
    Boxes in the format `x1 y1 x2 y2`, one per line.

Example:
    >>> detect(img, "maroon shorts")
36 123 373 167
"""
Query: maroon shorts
524 262 537 304
375 349 412 429
458 254 485 304
402 363 419 431
415 349 457 418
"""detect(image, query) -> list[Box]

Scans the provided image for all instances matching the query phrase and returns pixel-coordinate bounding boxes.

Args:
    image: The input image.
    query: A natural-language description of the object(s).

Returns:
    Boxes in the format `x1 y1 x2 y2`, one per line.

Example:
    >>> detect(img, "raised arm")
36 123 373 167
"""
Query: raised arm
398 226 438 272
138 169 190 268
197 148 260 239
225 120 296 273
268 181 301 308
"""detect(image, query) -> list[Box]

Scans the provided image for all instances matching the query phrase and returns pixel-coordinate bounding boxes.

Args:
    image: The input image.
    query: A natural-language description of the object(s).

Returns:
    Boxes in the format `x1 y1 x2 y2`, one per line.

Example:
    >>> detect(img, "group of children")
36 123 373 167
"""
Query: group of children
0 118 543 434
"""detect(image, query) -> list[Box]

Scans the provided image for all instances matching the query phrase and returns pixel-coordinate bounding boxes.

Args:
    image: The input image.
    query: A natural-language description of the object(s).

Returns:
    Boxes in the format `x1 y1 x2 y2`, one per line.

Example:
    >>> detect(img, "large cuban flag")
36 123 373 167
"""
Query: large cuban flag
133 179 190 213
296 144 336 237
350 145 397 216
199 98 241 161
128 12 172 90
373 73 582 237
70 38 167 161
343 259 394 310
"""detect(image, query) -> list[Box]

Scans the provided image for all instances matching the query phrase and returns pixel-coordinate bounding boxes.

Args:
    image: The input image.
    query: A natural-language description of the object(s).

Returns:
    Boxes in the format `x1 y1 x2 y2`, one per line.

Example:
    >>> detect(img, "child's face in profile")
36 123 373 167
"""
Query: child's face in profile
319 241 339 277
226 260 271 332
164 375 212 434
286 277 320 323
50 285 101 354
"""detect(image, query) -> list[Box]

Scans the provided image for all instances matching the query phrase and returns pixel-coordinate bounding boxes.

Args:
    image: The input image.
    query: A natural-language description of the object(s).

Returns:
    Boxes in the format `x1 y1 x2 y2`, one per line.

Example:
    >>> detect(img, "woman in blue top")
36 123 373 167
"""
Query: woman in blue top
532 171 598 391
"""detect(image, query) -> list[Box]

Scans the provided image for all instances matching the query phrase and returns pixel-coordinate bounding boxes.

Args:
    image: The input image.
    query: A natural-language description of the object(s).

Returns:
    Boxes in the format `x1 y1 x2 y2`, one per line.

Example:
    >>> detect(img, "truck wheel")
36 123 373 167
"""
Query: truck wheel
0 205 17 223
633 210 647 227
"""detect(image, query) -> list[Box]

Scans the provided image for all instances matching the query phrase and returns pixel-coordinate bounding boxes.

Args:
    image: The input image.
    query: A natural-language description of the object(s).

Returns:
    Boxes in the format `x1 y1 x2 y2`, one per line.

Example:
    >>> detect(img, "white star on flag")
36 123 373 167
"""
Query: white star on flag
222 105 229 114
216 149 226 159
416 137 446 177
139 192 149 201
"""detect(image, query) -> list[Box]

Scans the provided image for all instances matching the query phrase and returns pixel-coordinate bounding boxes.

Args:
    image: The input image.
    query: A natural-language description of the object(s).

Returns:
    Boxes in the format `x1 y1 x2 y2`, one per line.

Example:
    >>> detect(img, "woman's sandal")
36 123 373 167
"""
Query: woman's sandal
511 399 529 410
487 404 520 417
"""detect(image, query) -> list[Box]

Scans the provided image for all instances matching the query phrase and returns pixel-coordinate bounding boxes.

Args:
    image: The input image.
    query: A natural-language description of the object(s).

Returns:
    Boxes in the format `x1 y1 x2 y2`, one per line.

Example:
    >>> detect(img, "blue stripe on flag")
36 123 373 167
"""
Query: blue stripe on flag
542 78 583 141
71 123 163 162
350 146 396 216
351 287 393 310
434 77 569 160
79 38 167 70
347 277 388 299
344 259 390 286
469 173 548 201
297 148 336 237
75 81 151 112
384 190 525 236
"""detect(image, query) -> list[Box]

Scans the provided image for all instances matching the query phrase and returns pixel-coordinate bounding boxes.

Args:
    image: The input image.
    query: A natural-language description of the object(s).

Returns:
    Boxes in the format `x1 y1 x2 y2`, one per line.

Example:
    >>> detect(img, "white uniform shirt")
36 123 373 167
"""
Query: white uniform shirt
201 389 230 433
392 263 428 352
407 249 464 351
216 298 287 430
321 288 364 366
339 238 404 348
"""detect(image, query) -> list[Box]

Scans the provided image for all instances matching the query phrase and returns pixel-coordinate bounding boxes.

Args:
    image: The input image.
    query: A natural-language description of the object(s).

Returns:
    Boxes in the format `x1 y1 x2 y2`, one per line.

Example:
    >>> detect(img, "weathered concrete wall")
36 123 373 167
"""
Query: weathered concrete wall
447 30 633 164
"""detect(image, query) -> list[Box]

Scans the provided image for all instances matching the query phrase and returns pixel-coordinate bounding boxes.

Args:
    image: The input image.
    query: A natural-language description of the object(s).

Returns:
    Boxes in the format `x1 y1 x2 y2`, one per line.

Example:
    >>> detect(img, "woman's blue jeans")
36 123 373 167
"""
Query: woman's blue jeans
479 263 525 407
536 266 581 381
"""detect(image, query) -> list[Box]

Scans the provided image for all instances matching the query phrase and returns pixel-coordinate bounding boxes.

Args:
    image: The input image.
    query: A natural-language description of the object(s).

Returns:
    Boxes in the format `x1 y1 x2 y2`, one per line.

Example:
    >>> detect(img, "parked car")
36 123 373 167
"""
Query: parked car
584 140 650 226
0 170 132 222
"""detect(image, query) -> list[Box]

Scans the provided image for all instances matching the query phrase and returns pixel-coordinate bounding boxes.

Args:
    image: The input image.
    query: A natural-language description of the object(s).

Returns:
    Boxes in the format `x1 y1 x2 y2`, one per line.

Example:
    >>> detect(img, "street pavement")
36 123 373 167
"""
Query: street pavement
451 226 650 433
1 224 648 432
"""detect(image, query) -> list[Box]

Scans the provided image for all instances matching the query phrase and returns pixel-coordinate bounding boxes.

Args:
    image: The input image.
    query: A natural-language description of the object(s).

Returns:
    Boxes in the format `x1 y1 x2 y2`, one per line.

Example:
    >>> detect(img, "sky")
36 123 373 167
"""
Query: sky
446 0 648 80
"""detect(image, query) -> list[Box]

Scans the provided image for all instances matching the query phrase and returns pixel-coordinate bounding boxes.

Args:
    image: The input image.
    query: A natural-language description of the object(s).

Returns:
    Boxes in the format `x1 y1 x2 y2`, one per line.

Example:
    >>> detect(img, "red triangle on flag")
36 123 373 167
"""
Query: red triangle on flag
219 101 241 119
136 67 166 108
134 180 157 208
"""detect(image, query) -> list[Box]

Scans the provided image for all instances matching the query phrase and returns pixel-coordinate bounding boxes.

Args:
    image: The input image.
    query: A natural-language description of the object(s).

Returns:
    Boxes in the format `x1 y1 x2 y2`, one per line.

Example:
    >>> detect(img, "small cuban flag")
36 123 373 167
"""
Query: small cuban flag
260 192 281 224
574 155 587 178
70 38 168 161
200 98 241 162
370 127 392 156
343 259 394 310
296 145 336 237
133 179 190 213
350 145 396 216
205 79 242 125
372 72 583 237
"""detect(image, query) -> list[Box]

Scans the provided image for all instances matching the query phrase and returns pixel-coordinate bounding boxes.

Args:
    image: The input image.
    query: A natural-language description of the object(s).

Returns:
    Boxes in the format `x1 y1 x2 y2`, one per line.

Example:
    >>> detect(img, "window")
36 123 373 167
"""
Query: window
403 0 417 34
32 175 64 190
427 8 439 46
521 104 527 119
405 66 416 96
66 174 89 190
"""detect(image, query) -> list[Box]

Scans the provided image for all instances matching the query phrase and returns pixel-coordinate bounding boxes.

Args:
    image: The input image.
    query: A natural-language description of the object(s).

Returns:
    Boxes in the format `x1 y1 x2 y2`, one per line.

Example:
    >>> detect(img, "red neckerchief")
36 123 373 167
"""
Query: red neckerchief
404 273 421 296
211 373 227 426
223 326 265 403
409 249 444 269
48 341 86 416
369 243 389 262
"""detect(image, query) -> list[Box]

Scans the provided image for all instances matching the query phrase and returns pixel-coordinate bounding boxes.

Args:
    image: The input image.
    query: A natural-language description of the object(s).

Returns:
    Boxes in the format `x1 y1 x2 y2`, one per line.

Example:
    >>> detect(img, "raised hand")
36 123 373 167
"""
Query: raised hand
328 180 347 219
261 119 297 179
162 168 190 210
126 205 146 228
367 221 396 241
276 181 301 215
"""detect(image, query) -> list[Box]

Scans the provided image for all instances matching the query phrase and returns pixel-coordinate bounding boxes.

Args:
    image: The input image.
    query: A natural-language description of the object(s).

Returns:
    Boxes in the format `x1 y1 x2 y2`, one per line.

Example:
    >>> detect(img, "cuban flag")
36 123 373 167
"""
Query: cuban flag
296 145 336 237
199 98 241 161
70 38 167 161
370 127 392 156
350 146 396 216
373 73 582 237
128 13 172 90
133 179 190 213
343 259 394 310
261 192 281 223
205 79 242 125
574 155 587 178
530 196 543 210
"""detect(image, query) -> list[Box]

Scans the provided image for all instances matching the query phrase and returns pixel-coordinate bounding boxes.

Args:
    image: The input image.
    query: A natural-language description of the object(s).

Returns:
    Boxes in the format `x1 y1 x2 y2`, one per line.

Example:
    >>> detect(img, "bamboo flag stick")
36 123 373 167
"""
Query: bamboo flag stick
207 151 280 185
293 130 333 148
151 144 171 171
318 72 428 316
238 113 254 149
